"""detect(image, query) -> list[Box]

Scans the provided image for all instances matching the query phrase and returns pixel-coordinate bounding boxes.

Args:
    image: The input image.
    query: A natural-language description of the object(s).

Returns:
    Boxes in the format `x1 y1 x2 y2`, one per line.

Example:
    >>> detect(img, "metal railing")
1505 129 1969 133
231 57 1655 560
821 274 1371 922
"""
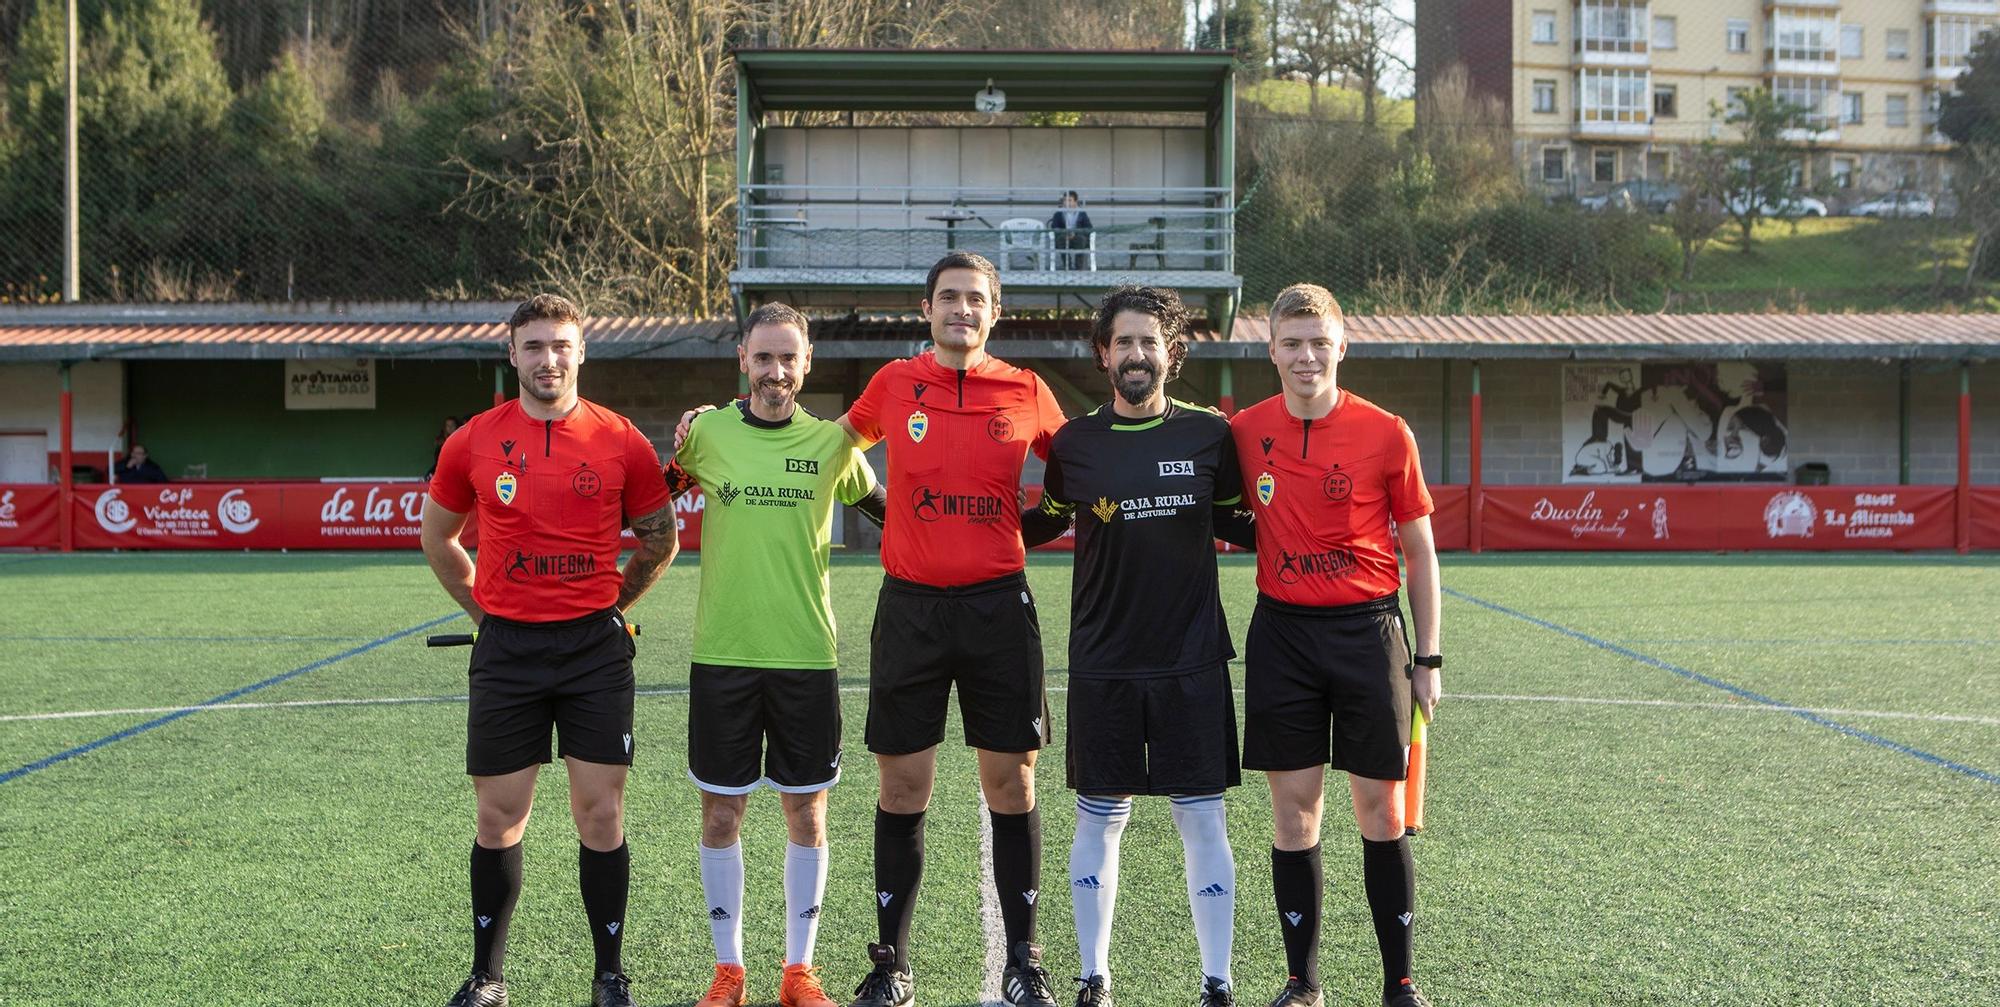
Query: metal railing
736 185 1235 274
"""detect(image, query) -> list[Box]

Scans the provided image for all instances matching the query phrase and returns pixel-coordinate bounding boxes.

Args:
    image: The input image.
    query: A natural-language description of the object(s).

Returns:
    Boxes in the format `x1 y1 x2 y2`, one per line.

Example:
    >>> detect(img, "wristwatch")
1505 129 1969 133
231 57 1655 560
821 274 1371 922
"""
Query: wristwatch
1411 654 1444 670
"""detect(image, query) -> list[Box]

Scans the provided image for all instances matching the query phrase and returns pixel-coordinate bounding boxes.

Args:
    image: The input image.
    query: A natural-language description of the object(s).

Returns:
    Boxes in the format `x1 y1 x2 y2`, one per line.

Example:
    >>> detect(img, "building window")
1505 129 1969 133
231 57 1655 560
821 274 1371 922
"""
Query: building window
1576 68 1650 126
1594 148 1618 183
1533 9 1558 45
1887 94 1910 127
1887 29 1910 61
1773 75 1838 129
1576 2 1649 55
1841 25 1863 59
1771 11 1838 64
1654 15 1677 51
1832 157 1856 189
1534 79 1558 114
1654 84 1678 119
1842 92 1863 125
1542 146 1568 182
1929 17 1987 73
1727 19 1750 53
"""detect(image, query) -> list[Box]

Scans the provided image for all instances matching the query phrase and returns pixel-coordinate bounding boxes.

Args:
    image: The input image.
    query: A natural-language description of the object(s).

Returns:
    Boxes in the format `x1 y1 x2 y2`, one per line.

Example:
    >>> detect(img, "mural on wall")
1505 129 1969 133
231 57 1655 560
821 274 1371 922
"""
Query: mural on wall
1563 362 1790 483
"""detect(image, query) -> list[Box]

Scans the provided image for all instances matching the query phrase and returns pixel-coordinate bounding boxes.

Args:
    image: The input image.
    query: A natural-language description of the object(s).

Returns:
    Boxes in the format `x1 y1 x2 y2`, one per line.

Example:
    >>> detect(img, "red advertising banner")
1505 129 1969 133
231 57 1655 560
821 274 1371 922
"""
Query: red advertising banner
0 484 59 548
1972 487 2000 550
1429 485 1469 552
1480 485 1958 551
72 484 286 550
282 483 432 548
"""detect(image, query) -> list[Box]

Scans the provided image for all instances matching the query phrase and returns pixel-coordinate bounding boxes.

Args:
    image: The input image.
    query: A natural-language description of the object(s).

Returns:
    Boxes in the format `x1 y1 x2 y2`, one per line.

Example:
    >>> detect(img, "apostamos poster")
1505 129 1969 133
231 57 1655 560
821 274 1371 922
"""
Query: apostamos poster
1562 362 1789 483
285 358 376 410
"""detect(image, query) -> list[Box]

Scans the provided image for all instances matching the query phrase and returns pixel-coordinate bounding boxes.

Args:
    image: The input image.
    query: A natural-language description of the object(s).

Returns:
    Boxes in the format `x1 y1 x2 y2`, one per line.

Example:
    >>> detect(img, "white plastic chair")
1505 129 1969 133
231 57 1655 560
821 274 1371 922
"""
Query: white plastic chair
998 218 1051 270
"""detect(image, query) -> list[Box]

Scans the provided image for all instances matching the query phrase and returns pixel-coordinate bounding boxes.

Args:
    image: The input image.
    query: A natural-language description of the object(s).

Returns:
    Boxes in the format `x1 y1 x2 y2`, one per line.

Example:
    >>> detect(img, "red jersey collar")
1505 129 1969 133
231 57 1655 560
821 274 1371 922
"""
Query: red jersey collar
1275 388 1348 427
911 348 1007 378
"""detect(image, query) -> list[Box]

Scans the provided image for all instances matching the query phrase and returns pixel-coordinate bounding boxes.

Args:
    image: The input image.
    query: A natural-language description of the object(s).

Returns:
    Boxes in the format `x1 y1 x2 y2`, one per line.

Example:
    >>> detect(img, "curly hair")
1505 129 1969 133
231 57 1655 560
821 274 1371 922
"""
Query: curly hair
1090 285 1191 382
505 293 584 343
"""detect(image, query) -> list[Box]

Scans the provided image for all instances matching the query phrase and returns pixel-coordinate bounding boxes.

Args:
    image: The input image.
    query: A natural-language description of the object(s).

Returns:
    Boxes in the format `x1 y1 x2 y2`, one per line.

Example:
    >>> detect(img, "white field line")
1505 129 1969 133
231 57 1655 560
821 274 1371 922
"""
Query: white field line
6 687 1997 728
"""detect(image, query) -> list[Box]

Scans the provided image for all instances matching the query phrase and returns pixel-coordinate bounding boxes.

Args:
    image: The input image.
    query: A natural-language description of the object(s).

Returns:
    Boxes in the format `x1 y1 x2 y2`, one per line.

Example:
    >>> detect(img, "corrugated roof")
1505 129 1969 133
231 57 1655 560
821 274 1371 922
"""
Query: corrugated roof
3 310 1999 361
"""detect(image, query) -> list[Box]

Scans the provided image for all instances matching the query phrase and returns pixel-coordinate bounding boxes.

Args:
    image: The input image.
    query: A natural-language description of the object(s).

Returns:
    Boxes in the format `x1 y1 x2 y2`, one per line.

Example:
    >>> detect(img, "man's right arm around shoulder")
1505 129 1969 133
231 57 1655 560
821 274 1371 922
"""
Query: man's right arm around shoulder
420 498 483 626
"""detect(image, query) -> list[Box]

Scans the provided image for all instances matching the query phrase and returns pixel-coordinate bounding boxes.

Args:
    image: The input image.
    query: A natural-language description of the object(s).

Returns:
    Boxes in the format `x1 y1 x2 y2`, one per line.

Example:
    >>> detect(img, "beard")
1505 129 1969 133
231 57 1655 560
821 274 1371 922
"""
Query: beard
755 377 796 411
518 367 570 403
1113 359 1162 407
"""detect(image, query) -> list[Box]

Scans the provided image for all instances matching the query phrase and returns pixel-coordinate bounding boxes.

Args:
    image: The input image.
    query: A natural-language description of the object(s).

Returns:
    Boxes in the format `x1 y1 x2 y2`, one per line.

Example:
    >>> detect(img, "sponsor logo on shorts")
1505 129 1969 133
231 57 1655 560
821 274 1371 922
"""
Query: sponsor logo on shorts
1276 547 1358 585
910 487 1005 524
1256 472 1275 506
505 550 598 583
623 732 633 754
1159 460 1195 477
907 410 929 443
495 471 518 506
572 466 601 497
1031 717 1043 735
988 413 1014 443
1322 467 1351 502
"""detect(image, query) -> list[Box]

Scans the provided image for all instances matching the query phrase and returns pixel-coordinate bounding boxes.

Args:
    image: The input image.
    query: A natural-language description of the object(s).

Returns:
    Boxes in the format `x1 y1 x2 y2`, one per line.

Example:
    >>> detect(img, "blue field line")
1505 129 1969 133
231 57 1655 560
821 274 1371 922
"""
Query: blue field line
1444 587 2000 787
0 634 372 644
1616 638 1996 647
0 612 465 786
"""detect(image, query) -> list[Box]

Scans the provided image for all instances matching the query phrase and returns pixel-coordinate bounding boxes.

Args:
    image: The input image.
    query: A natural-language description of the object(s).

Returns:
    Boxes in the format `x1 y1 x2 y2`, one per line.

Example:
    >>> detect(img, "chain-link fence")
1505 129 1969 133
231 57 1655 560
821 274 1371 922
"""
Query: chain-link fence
2 0 1997 314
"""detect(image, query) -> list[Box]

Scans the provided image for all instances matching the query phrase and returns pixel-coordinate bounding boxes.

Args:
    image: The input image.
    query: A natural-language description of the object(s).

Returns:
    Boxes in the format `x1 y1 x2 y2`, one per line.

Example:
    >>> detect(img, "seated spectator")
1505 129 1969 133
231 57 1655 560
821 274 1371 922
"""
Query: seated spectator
115 444 168 483
1047 190 1094 270
427 415 464 479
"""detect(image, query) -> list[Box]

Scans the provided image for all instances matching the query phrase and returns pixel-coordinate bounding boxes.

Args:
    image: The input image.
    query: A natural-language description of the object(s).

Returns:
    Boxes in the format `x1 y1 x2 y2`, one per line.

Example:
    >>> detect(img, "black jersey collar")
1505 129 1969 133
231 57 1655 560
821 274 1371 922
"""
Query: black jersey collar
735 397 795 429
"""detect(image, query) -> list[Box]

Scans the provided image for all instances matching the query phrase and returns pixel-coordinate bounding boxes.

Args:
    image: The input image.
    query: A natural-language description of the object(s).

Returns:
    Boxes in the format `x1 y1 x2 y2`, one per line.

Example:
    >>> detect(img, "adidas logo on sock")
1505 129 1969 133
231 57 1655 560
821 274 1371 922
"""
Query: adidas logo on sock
476 915 492 928
709 906 732 921
1398 912 1413 926
1195 883 1228 897
799 905 821 920
1284 911 1303 927
878 891 893 908
1073 875 1101 889
606 921 620 935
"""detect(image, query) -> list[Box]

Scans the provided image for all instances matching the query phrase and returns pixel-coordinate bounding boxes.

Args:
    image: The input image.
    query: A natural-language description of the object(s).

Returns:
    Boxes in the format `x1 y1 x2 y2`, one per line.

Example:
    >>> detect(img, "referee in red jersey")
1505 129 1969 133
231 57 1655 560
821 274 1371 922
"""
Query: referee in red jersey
1228 285 1442 1007
422 295 681 1007
839 253 1070 1007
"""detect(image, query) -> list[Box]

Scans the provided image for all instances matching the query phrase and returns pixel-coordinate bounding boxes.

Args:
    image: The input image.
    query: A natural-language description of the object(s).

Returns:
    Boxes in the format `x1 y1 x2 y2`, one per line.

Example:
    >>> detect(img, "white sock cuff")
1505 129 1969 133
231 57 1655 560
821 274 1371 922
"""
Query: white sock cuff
1077 795 1133 823
785 841 828 862
700 841 743 861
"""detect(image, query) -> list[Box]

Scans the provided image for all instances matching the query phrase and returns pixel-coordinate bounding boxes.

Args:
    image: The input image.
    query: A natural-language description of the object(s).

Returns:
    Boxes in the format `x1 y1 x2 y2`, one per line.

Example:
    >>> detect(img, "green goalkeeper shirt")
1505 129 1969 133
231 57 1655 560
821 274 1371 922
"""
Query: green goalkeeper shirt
675 400 878 668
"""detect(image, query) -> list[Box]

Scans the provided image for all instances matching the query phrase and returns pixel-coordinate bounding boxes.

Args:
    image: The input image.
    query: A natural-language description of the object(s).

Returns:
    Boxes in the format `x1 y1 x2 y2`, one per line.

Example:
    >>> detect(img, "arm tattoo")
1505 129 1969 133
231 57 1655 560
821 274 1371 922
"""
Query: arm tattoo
617 503 680 610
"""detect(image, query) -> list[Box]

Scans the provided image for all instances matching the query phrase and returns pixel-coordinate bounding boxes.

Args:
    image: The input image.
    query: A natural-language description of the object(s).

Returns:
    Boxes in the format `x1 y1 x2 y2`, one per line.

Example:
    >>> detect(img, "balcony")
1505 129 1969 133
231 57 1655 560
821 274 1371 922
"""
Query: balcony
1766 0 1840 8
735 185 1236 293
1929 54 1977 79
1768 48 1839 76
1573 38 1650 68
1927 2 1999 16
1779 121 1842 143
1573 115 1652 140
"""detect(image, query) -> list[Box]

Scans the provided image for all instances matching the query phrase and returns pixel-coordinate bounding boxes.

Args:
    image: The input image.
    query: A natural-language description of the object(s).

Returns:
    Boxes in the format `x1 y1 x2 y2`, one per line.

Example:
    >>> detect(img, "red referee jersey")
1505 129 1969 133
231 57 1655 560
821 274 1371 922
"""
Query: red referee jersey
847 350 1066 586
1229 391 1433 606
429 398 671 622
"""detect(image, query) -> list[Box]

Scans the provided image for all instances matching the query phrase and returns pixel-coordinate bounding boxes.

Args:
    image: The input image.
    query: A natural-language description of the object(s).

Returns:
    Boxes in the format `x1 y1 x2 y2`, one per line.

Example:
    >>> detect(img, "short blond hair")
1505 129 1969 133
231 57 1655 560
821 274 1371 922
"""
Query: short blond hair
1270 283 1345 330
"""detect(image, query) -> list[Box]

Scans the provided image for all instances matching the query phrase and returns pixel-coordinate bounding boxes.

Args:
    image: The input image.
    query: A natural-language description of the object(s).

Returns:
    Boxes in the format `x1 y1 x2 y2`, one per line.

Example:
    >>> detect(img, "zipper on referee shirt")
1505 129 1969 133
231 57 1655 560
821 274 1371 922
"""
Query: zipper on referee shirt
1300 417 1312 458
544 419 552 457
956 369 965 407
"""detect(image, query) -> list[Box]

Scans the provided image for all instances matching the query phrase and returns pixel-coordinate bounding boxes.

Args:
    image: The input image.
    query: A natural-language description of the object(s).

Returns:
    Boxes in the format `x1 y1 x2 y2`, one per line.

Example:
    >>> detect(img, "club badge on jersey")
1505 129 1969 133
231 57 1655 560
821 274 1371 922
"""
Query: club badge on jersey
1256 471 1275 506
907 410 929 443
495 471 518 506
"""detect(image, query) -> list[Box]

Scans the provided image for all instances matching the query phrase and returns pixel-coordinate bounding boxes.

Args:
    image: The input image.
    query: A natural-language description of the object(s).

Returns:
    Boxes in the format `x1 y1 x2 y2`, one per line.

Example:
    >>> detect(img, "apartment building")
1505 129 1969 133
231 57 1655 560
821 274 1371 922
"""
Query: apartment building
1416 1 1999 198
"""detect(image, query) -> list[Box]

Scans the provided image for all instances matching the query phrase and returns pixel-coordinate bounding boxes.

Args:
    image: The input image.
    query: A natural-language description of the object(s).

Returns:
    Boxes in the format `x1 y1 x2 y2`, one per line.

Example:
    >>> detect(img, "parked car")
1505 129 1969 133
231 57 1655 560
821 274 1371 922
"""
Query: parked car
1848 191 1936 218
1724 193 1829 218
1579 179 1683 213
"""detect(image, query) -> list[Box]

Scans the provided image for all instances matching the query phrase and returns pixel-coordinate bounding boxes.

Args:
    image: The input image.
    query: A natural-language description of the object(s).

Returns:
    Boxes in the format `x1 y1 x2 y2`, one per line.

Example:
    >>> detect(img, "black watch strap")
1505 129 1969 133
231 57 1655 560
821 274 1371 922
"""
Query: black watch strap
1412 654 1444 669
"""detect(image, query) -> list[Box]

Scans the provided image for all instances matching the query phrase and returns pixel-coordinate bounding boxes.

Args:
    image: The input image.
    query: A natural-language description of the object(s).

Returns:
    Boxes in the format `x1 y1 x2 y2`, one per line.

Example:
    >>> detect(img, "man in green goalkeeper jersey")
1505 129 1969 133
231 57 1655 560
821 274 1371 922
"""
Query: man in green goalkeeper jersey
665 302 889 1007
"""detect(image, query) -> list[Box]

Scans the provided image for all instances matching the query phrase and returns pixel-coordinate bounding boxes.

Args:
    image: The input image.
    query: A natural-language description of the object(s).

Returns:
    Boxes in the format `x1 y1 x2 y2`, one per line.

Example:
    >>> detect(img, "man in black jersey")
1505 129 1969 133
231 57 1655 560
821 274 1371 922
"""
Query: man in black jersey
1022 286 1255 1007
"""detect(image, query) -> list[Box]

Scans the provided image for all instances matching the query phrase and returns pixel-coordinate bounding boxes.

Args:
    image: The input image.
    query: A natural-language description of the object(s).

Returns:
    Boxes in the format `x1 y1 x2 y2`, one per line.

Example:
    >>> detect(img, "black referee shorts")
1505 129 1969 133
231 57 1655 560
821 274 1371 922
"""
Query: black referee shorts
865 571 1051 755
1065 665 1241 796
465 609 636 776
1242 593 1413 781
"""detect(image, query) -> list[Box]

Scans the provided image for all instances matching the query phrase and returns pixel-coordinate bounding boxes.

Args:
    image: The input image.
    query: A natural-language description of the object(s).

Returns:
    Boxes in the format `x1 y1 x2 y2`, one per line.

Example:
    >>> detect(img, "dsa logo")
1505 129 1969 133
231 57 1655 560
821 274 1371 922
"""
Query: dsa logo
1763 491 1816 538
1158 460 1194 477
785 458 820 475
907 410 929 443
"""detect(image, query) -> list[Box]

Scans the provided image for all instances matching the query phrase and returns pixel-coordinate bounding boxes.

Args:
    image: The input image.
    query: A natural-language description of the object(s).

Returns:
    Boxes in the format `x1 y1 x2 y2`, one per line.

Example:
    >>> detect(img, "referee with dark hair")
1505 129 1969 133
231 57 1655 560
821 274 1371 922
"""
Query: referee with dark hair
1022 285 1255 1007
422 294 681 1007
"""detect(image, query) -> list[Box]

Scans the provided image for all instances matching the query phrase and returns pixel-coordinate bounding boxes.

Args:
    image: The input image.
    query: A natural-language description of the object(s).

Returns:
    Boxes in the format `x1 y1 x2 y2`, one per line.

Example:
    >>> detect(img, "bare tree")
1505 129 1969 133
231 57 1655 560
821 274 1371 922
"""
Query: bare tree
1668 146 1729 282
1279 0 1343 116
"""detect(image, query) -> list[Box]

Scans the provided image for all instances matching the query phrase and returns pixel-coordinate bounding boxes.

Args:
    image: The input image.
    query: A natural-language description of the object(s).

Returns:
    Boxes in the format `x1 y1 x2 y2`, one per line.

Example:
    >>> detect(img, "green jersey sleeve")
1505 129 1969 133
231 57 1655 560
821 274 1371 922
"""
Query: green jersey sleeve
834 445 877 505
